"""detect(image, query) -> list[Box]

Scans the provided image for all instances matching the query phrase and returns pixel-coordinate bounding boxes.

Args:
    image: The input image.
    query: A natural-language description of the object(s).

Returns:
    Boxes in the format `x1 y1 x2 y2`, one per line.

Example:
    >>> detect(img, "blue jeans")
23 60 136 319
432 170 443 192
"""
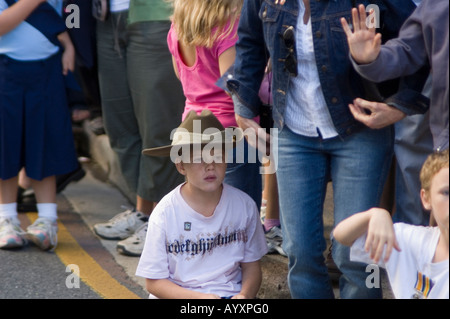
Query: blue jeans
275 126 393 299
224 138 262 208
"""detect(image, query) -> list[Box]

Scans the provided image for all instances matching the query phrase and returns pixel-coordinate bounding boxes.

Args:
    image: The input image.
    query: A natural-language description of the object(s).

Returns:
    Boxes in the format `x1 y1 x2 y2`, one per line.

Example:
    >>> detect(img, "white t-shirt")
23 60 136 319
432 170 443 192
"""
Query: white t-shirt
351 223 449 299
0 0 61 60
136 183 268 298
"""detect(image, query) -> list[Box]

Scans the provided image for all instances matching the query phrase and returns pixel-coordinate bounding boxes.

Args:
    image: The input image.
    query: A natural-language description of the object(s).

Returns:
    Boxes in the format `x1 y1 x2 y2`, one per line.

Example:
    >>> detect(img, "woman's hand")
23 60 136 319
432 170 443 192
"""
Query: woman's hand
341 5 382 65
235 113 271 156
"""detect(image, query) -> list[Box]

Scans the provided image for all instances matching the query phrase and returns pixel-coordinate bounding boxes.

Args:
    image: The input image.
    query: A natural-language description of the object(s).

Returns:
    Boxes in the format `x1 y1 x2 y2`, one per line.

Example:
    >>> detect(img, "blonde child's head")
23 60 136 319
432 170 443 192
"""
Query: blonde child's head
420 149 449 195
420 149 449 227
170 0 243 48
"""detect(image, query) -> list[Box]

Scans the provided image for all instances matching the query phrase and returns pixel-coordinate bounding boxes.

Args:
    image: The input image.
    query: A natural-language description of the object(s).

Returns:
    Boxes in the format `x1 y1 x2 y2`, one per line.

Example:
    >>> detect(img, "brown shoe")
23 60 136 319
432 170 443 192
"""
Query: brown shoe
325 245 342 283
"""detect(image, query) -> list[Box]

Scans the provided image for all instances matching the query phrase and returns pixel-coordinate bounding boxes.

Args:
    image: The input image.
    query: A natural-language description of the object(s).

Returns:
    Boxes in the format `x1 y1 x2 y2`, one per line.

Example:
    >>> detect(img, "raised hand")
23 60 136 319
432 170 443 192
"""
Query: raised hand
341 4 382 64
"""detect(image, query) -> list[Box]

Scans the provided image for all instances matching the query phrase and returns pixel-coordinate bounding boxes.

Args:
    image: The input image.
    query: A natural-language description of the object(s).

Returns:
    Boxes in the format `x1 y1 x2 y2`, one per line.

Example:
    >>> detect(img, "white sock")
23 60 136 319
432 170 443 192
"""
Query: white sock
37 203 58 222
0 203 19 223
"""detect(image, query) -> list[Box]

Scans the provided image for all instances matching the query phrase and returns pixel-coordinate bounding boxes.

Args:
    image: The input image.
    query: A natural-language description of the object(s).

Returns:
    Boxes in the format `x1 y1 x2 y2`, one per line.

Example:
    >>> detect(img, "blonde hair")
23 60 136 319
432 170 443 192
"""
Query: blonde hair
170 0 242 48
420 149 449 194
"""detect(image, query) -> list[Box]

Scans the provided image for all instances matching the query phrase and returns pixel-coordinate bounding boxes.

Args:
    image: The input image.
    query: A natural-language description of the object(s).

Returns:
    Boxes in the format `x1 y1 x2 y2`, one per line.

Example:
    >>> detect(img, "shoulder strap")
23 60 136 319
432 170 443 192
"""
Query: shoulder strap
5 0 66 47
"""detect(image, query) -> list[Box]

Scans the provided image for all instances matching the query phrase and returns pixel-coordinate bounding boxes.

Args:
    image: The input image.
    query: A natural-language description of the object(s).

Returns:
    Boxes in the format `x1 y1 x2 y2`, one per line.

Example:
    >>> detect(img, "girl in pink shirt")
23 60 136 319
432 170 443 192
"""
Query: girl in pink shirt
168 0 262 208
168 0 240 128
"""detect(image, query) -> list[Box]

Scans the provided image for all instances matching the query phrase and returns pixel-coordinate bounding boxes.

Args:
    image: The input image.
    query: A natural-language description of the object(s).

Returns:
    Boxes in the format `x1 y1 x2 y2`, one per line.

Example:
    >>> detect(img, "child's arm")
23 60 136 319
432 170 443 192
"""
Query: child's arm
146 279 221 299
57 31 75 75
0 0 46 36
232 261 262 299
333 208 401 264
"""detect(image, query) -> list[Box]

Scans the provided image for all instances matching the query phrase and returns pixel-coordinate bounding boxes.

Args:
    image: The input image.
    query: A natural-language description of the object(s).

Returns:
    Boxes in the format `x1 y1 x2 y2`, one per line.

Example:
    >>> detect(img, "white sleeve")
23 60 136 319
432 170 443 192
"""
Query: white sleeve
243 200 269 263
135 211 170 280
350 234 387 269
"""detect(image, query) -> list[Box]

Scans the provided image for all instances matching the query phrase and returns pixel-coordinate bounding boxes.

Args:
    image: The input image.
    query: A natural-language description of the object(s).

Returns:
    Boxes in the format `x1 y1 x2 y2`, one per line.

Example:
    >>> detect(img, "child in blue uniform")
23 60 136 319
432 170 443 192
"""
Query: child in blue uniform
0 0 79 251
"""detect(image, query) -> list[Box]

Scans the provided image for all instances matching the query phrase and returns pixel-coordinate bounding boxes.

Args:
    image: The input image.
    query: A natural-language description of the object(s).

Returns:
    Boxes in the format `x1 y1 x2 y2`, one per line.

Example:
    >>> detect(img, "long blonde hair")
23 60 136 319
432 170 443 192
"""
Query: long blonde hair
170 0 243 48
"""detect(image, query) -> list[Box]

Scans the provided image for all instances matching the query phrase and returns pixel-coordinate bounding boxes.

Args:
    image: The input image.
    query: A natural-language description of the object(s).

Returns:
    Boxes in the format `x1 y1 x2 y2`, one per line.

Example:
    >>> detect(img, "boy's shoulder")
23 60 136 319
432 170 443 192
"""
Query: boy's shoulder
222 183 258 207
149 184 184 218
393 223 441 259
156 183 183 205
393 223 439 240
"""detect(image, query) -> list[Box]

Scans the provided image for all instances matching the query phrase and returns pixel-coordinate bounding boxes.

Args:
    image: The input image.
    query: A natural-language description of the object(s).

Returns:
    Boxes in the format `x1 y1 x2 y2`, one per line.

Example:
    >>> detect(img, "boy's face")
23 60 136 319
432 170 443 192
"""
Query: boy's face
175 147 227 194
421 167 449 233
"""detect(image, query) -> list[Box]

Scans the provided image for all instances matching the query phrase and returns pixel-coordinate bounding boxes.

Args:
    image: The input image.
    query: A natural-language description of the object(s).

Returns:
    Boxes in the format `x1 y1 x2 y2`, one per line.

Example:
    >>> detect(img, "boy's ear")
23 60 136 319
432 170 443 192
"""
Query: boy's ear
175 161 186 176
420 189 432 211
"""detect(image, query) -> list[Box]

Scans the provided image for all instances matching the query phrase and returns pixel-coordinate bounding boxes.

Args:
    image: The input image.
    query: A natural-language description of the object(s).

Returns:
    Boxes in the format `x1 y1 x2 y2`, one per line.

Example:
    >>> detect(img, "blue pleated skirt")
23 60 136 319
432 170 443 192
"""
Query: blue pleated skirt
0 53 79 181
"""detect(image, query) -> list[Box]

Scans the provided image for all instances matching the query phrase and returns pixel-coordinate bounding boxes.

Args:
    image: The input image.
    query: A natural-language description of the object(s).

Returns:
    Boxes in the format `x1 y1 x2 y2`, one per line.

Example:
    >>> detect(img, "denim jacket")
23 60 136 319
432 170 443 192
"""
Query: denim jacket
228 0 427 138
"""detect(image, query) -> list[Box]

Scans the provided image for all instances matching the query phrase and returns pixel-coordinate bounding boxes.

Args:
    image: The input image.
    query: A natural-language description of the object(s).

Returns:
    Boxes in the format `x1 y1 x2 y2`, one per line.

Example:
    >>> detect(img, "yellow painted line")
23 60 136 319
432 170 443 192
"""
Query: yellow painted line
26 213 141 299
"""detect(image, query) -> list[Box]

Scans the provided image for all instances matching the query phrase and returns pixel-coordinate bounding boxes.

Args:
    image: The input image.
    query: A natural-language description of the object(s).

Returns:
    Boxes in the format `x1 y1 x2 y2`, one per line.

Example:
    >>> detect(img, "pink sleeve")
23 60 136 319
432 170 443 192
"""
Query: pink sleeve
167 23 177 57
213 20 239 58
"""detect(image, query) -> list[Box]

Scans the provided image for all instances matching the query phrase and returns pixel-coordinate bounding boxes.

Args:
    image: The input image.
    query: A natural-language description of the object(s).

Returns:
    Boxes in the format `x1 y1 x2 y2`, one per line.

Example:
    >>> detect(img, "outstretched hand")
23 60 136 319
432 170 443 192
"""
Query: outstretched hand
341 5 382 64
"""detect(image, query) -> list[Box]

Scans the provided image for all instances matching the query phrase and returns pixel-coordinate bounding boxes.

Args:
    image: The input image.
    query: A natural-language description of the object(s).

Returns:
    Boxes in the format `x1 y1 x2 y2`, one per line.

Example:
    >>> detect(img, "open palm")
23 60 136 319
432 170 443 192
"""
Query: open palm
341 5 382 64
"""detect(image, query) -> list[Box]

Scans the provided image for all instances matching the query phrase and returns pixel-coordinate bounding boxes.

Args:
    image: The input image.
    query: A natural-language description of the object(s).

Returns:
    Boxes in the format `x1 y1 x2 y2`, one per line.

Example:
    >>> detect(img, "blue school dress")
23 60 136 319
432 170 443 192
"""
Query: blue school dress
0 0 78 181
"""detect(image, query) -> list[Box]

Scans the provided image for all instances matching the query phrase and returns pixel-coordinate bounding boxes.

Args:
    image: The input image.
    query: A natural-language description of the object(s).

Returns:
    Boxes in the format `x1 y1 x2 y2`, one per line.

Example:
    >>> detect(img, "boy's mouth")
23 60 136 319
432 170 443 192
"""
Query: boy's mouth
204 175 217 182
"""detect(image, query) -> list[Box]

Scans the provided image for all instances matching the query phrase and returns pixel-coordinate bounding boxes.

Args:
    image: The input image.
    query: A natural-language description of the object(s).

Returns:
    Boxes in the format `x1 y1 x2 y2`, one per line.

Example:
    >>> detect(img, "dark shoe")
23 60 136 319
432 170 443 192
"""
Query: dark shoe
17 166 86 213
17 188 37 213
56 165 86 193
326 245 342 283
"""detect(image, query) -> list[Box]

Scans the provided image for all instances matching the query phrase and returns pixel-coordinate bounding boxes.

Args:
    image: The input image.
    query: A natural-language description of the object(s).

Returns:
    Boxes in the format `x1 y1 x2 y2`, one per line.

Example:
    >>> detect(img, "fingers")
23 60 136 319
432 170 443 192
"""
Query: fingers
365 233 401 264
352 7 360 32
381 236 402 263
341 17 353 38
358 5 368 31
349 102 371 125
352 5 368 32
373 33 382 50
349 99 379 128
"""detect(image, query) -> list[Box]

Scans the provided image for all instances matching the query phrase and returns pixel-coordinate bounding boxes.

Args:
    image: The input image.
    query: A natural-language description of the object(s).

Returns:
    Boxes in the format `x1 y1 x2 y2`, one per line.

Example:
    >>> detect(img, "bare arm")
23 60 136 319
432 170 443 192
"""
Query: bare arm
57 31 75 75
0 0 46 36
218 46 236 77
232 261 262 299
146 278 221 299
333 208 401 263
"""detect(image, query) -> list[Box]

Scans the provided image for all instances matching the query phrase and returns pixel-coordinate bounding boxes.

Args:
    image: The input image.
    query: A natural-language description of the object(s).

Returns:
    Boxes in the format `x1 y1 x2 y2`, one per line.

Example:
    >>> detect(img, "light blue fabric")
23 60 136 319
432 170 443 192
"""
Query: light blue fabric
0 0 62 61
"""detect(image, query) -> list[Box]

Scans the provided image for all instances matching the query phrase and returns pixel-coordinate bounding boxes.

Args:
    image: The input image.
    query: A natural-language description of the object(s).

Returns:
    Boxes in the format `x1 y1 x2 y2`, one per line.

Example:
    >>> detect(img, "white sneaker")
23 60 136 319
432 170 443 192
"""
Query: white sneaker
0 217 27 249
93 209 148 240
265 225 287 257
26 217 58 251
116 222 147 257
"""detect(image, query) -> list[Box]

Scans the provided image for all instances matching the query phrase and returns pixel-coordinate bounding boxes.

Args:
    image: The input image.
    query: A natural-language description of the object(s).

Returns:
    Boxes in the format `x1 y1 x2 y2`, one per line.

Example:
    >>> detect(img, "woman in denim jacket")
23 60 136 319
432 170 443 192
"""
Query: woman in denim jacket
229 0 425 299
